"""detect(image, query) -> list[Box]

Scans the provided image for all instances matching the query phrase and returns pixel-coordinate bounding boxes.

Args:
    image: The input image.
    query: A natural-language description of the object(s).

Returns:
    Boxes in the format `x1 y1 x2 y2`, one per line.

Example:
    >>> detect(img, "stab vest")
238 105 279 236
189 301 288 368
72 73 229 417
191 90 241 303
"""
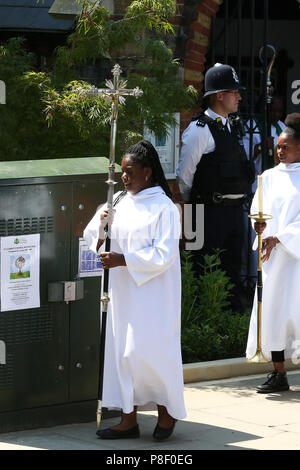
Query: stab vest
189 114 255 204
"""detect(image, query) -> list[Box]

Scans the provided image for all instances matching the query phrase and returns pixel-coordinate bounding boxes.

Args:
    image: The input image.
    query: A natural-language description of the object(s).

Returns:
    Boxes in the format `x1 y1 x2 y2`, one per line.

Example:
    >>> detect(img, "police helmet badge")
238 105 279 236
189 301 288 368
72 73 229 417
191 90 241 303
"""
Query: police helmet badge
231 67 239 84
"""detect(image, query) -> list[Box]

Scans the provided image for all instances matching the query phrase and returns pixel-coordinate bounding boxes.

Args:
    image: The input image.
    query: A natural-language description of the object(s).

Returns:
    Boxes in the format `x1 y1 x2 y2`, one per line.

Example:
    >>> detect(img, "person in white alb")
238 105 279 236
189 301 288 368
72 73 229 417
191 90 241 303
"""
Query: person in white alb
176 63 254 311
241 95 285 288
247 113 300 393
84 140 186 441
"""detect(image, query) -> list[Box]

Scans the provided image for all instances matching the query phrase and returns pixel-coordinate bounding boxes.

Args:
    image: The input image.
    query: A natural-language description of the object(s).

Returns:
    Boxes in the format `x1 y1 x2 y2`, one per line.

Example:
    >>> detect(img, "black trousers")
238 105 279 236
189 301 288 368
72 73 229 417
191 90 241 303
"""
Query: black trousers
271 350 285 362
191 203 245 311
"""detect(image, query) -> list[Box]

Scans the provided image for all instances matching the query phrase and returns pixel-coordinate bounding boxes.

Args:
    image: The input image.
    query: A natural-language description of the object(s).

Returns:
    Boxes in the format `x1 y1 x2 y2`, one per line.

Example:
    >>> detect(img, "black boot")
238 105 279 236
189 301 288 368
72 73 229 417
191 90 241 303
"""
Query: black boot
256 370 290 394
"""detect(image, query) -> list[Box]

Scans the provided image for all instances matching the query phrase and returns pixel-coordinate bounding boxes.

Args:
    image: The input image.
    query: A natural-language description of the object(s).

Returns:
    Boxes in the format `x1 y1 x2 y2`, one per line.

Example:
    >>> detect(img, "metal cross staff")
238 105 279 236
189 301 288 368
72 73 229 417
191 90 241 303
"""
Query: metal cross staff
259 44 276 170
88 64 143 428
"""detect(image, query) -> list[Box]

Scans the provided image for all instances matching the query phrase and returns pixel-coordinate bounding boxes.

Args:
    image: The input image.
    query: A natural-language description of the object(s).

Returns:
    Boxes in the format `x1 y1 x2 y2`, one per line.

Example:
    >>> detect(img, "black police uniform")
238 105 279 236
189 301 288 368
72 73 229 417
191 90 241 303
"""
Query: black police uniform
177 63 254 311
189 113 254 311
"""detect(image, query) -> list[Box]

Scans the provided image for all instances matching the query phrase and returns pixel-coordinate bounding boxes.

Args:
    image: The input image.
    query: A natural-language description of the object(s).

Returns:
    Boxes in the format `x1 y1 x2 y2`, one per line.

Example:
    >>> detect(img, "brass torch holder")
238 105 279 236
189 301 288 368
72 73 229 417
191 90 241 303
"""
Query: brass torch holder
247 212 273 363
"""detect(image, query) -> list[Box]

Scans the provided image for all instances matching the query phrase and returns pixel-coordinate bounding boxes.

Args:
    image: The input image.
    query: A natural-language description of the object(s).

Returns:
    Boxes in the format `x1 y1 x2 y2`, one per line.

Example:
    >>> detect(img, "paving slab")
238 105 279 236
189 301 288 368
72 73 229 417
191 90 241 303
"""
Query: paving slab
1 370 300 451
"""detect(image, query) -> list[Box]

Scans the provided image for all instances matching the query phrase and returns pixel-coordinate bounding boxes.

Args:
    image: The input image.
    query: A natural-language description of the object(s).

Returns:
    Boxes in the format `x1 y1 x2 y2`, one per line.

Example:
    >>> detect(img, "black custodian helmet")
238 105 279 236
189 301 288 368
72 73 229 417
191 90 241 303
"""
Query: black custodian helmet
203 63 245 98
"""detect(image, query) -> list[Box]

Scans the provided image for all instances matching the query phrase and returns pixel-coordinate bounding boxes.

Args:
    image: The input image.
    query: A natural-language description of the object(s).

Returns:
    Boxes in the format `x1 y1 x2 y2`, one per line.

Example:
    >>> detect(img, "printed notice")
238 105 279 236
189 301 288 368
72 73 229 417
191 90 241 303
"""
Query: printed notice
78 238 103 277
143 112 180 179
0 234 40 312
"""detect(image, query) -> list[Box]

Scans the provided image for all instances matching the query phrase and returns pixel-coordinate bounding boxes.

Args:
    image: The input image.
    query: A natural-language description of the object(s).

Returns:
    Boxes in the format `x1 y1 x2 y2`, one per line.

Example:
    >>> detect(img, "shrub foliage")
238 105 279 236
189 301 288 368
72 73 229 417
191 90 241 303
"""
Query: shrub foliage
181 251 251 363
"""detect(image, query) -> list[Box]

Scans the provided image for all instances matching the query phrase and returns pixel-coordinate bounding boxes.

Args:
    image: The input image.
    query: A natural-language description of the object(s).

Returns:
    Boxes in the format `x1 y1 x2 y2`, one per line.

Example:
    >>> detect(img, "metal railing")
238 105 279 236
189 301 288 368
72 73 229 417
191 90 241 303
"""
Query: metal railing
208 0 275 292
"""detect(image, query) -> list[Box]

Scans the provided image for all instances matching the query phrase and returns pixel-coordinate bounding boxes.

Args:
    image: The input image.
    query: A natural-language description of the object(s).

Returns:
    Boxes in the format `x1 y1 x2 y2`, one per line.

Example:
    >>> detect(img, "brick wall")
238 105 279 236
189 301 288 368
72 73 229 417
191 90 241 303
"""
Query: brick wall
180 0 223 132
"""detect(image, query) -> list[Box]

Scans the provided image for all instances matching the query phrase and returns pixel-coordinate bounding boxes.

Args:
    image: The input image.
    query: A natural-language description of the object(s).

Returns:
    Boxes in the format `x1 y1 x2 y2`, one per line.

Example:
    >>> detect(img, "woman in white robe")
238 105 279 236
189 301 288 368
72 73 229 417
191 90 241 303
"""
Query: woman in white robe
246 113 300 393
84 140 186 440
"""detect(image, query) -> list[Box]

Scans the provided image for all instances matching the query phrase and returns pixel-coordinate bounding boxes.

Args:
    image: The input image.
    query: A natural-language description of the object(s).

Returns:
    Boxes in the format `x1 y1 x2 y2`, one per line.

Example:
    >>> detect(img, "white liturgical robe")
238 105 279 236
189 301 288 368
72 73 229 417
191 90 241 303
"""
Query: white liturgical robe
246 162 300 361
84 186 186 419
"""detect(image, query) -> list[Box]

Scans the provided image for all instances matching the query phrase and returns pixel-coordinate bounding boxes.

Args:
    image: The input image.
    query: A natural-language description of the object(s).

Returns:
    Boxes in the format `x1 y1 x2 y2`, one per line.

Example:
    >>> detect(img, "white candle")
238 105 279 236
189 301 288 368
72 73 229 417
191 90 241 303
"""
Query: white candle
257 175 263 214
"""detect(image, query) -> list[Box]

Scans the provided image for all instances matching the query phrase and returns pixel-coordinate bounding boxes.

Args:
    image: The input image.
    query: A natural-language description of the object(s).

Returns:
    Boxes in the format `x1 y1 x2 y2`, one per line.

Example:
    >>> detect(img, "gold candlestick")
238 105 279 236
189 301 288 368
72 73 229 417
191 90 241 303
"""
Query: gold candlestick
247 175 272 363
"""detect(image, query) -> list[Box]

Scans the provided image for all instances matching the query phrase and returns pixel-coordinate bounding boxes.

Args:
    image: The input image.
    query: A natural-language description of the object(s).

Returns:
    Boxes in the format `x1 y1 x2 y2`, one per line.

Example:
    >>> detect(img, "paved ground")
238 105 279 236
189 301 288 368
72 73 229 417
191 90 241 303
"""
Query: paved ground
1 370 300 451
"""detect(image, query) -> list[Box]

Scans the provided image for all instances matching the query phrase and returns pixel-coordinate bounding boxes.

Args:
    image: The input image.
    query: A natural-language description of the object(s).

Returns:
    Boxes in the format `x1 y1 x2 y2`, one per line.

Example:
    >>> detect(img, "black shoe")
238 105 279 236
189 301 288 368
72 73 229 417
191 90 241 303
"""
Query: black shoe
153 420 177 441
256 370 290 394
96 424 140 439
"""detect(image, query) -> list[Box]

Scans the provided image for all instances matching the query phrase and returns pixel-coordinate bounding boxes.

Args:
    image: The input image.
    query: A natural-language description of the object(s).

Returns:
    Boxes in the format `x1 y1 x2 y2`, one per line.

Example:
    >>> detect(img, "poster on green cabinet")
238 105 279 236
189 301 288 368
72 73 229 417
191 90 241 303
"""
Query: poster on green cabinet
78 238 103 277
0 234 40 312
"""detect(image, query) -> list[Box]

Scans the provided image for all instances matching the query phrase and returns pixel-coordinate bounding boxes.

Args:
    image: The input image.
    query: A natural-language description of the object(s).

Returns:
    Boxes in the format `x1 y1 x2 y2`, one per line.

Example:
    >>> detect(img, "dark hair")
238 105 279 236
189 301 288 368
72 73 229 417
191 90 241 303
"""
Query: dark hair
283 113 300 141
124 140 173 199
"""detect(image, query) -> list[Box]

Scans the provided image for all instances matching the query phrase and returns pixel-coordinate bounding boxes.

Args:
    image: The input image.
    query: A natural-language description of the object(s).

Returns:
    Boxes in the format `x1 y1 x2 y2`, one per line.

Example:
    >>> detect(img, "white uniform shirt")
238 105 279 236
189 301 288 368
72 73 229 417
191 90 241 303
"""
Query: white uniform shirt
176 108 231 201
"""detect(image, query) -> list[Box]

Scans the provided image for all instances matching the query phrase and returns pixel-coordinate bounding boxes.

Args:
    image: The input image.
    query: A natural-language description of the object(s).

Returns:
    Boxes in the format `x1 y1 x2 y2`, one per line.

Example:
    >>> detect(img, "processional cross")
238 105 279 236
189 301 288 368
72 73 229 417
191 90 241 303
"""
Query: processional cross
88 64 143 428
89 64 143 220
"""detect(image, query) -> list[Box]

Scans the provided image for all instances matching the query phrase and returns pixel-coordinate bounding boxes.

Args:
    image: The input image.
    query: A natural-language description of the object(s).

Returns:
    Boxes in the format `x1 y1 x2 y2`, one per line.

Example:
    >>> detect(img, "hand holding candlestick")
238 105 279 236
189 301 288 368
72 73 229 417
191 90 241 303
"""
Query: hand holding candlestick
247 174 272 363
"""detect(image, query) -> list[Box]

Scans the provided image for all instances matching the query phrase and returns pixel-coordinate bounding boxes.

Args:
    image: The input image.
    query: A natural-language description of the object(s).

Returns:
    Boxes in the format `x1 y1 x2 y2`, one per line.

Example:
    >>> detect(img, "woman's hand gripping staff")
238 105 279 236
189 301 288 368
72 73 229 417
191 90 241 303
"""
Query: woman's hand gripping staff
98 208 126 269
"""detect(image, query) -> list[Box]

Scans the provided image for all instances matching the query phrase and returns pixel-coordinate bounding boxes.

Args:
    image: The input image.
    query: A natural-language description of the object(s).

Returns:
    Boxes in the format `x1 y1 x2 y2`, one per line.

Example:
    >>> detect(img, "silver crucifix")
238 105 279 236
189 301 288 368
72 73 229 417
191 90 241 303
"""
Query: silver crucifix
88 64 143 215
89 64 143 429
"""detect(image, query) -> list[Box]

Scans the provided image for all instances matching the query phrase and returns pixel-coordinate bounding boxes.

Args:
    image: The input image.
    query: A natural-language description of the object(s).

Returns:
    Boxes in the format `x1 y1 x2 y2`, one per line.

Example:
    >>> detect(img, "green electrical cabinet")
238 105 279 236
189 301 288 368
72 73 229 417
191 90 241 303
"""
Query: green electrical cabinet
0 157 122 432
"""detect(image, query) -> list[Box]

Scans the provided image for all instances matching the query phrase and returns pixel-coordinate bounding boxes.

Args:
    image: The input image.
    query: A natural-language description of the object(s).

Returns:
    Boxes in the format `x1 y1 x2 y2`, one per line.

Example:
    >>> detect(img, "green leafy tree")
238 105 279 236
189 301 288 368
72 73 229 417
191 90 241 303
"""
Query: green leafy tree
0 1 197 161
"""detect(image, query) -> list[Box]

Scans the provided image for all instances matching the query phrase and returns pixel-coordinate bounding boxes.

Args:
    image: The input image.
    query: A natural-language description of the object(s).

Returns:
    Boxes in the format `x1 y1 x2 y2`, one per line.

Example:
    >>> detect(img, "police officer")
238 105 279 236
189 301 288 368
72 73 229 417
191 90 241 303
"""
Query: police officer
176 63 254 311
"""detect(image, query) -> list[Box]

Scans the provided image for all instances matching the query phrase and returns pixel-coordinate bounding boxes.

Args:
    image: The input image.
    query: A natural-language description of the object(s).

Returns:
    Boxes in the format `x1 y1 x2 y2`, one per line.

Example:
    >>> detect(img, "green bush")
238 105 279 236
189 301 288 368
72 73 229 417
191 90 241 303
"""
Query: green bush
180 251 251 363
